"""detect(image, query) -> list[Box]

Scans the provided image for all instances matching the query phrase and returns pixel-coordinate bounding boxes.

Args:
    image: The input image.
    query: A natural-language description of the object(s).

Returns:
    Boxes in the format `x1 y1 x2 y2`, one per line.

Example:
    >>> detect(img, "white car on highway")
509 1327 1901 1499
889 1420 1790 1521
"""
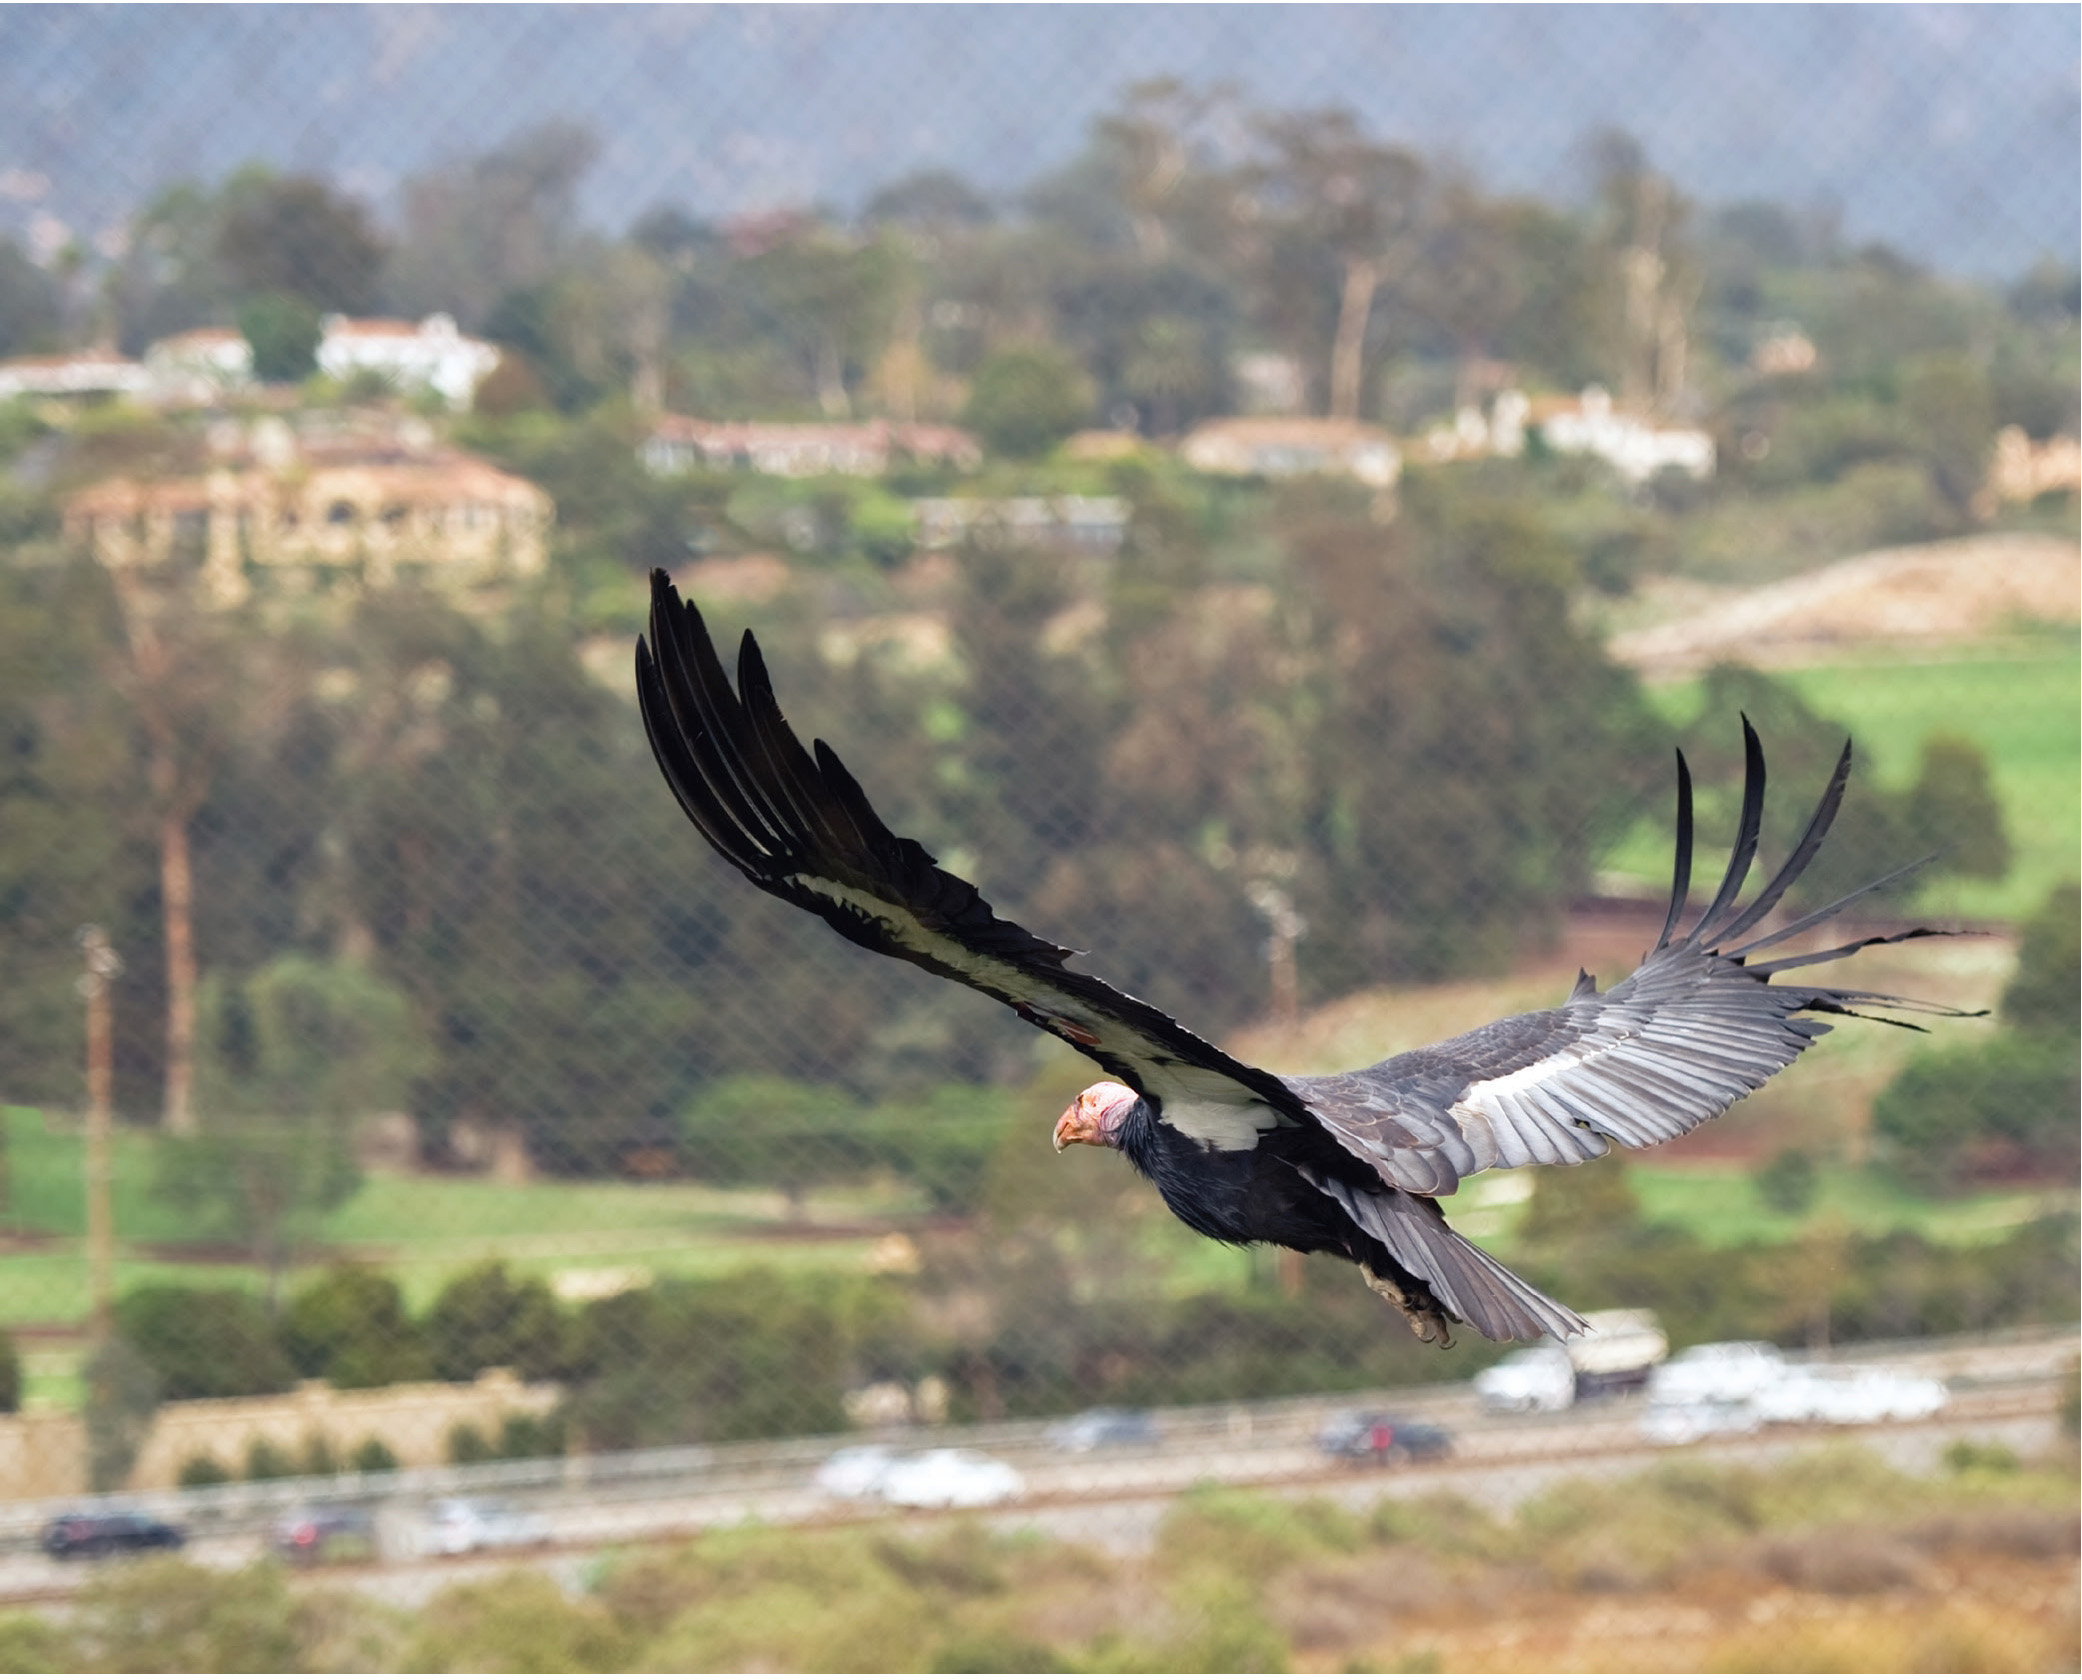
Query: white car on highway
1474 1345 1577 1412
421 1498 547 1555
1753 1365 1948 1426
814 1444 901 1500
876 1449 1025 1509
1640 1399 1762 1445
1648 1341 1789 1406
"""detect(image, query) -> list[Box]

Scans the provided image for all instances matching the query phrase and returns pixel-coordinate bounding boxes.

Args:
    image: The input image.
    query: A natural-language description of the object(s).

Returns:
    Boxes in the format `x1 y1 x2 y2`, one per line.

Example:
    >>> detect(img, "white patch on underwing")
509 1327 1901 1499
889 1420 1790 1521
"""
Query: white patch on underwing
792 874 1272 1119
1161 1097 1285 1152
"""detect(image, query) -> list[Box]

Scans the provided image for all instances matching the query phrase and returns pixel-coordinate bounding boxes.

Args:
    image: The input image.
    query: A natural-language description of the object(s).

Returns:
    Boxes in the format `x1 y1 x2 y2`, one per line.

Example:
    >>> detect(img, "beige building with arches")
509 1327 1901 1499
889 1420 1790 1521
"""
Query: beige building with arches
64 449 551 610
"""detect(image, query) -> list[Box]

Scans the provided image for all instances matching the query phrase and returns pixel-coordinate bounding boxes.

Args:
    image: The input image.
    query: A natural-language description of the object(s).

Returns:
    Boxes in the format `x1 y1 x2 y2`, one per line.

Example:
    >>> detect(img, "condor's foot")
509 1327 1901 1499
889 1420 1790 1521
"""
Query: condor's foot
1362 1263 1454 1348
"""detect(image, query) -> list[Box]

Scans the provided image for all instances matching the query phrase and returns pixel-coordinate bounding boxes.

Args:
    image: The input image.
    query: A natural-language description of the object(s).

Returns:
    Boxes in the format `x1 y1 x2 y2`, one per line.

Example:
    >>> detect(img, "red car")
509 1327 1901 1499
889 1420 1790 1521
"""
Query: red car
1317 1412 1454 1463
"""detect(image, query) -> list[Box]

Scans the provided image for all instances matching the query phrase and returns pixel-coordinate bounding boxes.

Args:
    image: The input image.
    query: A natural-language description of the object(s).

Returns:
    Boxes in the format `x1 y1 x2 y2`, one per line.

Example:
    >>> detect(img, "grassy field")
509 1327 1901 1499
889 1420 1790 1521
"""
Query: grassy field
0 1102 909 1403
1598 637 2080 922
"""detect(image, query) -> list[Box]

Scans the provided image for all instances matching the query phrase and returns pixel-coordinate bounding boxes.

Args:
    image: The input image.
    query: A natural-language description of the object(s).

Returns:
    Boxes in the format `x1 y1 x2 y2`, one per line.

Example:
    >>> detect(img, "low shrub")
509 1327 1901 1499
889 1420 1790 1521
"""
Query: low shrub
425 1262 566 1383
114 1286 295 1401
177 1454 231 1488
243 1438 297 1481
349 1436 399 1474
405 1570 628 1673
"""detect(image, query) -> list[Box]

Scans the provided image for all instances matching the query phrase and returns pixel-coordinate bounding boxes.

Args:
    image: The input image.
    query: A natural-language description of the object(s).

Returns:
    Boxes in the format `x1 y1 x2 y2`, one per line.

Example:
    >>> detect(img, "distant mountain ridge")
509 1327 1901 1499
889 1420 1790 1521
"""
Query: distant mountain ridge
0 5 2073 278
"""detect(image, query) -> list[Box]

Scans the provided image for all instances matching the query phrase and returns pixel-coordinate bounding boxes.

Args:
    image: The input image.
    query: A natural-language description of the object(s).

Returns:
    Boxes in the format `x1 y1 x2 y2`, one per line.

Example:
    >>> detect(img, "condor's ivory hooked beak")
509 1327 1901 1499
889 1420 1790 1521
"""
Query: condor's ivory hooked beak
1053 1099 1101 1152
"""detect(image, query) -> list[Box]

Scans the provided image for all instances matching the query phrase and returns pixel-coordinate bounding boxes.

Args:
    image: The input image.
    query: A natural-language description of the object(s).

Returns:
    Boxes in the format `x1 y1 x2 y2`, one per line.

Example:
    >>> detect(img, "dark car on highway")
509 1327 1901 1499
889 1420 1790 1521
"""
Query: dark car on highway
41 1510 186 1560
1044 1407 1163 1452
1317 1412 1454 1463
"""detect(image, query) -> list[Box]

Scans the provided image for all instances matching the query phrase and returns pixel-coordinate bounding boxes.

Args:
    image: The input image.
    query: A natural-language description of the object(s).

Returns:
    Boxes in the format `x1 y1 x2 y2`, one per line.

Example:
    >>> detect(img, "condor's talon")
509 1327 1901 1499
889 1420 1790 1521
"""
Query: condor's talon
1363 1265 1452 1347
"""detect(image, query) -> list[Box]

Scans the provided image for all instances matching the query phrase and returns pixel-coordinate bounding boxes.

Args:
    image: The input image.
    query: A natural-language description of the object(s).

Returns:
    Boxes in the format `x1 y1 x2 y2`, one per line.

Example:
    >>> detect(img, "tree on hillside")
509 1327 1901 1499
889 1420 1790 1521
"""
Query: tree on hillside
1873 882 2080 1191
961 344 1092 456
748 227 908 418
216 174 387 314
0 237 62 357
0 563 146 1113
236 292 323 382
386 122 599 329
864 169 997 236
1282 472 1652 986
154 953 424 1301
1408 181 1528 408
281 1265 431 1388
106 181 237 350
102 580 258 1137
1676 664 2010 909
1250 109 1429 420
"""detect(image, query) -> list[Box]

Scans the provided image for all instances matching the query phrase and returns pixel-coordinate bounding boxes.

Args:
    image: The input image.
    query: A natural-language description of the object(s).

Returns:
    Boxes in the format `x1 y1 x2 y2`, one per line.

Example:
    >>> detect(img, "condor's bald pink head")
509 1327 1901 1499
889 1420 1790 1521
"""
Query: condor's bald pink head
1053 1081 1141 1152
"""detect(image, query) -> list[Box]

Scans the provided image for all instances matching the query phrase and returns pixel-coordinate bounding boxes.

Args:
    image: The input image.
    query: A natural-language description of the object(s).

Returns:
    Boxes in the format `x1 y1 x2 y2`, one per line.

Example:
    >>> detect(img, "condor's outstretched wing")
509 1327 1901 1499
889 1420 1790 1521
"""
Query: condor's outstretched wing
1292 721 1976 1197
636 569 1308 1134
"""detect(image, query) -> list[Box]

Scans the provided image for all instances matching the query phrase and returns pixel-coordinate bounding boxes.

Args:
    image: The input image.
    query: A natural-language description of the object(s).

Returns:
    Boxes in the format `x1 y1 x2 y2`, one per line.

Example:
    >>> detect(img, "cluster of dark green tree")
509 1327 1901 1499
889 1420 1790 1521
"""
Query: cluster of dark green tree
104 1259 911 1467
1872 883 2080 1191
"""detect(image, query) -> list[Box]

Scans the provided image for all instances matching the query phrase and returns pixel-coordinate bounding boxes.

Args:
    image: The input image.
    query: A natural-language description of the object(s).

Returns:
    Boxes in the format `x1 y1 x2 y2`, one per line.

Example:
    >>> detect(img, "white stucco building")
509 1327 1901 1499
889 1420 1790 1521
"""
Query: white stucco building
641 416 982 478
1179 417 1402 488
1537 386 1715 485
0 349 152 401
316 313 502 411
143 328 253 404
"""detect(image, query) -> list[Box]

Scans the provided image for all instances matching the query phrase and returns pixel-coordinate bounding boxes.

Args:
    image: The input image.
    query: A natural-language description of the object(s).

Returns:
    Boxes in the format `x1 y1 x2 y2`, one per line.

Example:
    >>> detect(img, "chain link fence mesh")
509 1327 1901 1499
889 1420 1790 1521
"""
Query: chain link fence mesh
0 6 2075 1669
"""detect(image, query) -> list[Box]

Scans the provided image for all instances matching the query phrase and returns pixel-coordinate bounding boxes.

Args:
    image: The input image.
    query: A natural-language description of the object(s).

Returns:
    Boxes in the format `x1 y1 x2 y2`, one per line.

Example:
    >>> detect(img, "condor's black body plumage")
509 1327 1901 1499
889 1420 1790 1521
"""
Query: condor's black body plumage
635 569 1974 1343
1115 1099 1455 1314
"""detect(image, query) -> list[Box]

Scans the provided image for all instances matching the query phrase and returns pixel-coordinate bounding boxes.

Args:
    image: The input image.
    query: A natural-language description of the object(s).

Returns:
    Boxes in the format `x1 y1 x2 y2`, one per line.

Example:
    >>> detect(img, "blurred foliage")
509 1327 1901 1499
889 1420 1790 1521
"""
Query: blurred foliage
235 291 322 383
1753 1147 1820 1217
114 1286 293 1401
0 238 63 359
153 955 420 1294
1674 663 2010 907
280 1264 432 1389
1873 882 2080 1192
563 1268 906 1448
424 1260 565 1384
961 345 1094 457
81 1334 160 1493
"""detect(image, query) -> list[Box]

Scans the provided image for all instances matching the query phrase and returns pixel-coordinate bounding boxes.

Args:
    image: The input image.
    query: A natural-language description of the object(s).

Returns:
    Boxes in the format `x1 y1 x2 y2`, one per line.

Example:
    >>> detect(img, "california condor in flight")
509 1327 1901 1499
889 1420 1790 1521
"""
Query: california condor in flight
635 570 1966 1343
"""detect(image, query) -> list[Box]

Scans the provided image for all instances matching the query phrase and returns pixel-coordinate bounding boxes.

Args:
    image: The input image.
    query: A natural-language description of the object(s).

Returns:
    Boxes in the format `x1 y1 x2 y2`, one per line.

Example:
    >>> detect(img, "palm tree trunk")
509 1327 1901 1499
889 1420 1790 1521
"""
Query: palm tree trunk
1329 257 1379 420
157 802 197 1137
815 336 849 418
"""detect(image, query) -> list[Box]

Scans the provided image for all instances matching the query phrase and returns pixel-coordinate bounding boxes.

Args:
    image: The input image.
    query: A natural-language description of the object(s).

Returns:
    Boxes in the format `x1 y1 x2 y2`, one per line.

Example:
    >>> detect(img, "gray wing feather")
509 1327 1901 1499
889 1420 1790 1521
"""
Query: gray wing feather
1292 721 1976 1197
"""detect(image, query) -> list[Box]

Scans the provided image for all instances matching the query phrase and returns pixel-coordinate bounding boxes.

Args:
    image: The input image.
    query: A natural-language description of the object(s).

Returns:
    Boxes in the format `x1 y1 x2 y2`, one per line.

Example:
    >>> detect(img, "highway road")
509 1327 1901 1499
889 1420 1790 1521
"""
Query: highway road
0 1325 2070 1610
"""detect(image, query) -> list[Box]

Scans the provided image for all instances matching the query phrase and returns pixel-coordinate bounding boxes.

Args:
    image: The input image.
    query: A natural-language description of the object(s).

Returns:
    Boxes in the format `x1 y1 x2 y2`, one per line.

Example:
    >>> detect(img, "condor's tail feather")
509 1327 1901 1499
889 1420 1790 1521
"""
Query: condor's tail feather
1302 1170 1586 1342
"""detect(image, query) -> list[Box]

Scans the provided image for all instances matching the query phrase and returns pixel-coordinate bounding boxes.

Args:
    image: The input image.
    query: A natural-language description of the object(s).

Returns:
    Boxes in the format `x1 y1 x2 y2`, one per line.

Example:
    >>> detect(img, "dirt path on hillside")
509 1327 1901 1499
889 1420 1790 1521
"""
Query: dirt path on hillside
1610 533 2079 676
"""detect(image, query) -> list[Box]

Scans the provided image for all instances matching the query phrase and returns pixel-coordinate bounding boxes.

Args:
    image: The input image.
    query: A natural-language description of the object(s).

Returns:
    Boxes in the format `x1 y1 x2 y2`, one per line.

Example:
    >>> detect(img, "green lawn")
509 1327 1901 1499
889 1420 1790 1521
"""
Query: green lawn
1622 1162 2077 1250
1600 638 2080 921
0 1105 909 1337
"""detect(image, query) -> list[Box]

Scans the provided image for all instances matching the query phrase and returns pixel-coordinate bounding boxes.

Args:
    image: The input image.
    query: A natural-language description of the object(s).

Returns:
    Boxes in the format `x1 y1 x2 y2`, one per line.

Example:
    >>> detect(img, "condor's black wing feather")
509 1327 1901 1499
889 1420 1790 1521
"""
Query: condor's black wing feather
1292 719 1978 1197
636 569 1308 1131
